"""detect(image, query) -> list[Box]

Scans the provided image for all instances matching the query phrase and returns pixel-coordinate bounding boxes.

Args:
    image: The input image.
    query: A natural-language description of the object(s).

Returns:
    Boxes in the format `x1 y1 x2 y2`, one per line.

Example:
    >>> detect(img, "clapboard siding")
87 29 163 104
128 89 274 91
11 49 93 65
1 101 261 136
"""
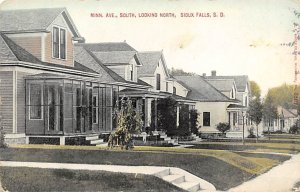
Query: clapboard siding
9 36 42 60
44 31 74 67
0 71 13 133
17 71 31 134
107 65 126 79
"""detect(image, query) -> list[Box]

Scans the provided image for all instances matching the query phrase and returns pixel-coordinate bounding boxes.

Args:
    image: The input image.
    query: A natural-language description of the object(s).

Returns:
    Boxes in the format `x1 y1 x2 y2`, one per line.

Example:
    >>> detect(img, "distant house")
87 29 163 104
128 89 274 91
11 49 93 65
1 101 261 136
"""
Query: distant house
263 106 298 133
0 8 149 145
174 75 241 136
203 71 253 138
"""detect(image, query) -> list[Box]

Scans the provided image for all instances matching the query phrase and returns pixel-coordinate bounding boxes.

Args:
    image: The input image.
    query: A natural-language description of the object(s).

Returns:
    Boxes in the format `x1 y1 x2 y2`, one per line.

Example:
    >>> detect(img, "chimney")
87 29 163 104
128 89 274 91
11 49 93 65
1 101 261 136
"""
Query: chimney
203 73 206 77
211 70 216 76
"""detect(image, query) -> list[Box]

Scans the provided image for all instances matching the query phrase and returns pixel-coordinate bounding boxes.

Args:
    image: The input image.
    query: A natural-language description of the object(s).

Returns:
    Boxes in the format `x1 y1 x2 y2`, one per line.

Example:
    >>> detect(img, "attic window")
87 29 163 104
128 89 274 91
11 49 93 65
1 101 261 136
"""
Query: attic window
53 27 66 59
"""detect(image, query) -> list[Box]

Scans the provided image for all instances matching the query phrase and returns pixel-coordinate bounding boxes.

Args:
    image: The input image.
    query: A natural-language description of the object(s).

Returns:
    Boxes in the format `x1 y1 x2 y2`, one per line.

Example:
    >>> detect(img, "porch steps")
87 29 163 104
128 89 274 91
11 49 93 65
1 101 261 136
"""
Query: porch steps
85 135 106 146
159 131 178 145
191 133 202 142
155 167 216 192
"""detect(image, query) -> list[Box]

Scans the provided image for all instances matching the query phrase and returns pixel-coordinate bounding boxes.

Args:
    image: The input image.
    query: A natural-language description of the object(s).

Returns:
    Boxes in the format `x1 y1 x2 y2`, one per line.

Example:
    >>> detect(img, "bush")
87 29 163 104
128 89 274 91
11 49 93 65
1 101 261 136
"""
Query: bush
216 122 230 134
289 120 300 134
190 109 199 135
0 126 8 148
247 127 256 138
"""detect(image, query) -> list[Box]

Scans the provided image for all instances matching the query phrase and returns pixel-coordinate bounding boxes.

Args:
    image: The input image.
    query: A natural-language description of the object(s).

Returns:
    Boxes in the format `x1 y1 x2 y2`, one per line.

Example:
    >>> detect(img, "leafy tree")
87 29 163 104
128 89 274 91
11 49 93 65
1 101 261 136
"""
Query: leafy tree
178 104 191 136
108 98 142 150
263 97 278 139
250 81 261 99
169 67 196 76
265 84 300 109
216 122 230 134
151 97 177 135
190 109 199 135
289 119 300 134
248 97 263 142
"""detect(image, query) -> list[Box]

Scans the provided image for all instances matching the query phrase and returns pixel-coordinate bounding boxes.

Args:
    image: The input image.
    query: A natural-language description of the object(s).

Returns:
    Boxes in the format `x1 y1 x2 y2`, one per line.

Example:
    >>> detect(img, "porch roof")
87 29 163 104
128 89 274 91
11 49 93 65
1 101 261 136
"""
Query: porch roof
120 88 196 104
227 104 247 111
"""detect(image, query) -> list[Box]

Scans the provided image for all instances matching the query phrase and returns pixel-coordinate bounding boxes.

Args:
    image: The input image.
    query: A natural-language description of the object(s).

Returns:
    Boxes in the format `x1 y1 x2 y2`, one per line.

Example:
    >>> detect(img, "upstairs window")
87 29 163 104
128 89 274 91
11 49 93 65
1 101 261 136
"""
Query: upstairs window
166 82 169 92
156 74 161 90
173 86 176 95
53 27 66 59
203 112 210 126
130 64 134 81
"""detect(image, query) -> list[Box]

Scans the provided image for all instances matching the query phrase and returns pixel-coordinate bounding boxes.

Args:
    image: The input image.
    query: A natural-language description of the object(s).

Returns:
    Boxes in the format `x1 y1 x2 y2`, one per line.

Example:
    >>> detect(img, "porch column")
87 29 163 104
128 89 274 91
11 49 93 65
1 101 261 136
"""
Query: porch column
144 98 152 127
154 98 158 130
176 104 180 127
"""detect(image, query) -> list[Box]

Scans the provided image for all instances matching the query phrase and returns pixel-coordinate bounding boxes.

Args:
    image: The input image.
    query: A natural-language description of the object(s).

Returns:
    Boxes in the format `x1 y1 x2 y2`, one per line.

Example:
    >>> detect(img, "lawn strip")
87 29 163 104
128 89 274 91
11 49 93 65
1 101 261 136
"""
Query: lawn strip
0 147 253 190
0 167 182 192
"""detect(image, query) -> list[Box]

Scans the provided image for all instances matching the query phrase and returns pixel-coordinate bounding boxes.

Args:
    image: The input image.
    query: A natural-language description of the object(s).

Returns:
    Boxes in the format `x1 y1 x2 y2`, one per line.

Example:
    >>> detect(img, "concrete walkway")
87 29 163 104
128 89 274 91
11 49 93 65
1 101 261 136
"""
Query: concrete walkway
0 161 216 191
229 153 300 192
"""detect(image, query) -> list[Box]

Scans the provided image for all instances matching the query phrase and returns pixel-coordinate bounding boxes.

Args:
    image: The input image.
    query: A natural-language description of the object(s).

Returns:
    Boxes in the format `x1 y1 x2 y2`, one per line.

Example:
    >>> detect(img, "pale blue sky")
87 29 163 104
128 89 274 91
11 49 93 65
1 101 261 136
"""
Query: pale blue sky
1 0 300 95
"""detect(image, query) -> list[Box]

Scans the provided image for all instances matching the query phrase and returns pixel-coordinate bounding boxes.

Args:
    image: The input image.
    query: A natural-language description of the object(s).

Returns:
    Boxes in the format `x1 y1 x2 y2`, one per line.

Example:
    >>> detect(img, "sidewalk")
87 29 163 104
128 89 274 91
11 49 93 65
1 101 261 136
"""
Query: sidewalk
229 153 300 192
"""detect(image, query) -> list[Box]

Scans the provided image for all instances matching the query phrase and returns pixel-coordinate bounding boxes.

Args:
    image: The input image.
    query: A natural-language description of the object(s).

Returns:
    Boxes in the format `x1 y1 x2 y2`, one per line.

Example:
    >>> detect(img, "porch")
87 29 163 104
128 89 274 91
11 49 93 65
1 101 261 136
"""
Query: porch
25 73 120 144
226 104 249 138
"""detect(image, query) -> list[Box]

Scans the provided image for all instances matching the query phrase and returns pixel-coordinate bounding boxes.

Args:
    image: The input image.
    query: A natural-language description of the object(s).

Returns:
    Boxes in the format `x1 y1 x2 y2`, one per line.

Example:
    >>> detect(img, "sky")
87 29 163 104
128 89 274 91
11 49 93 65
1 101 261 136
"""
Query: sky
1 0 300 96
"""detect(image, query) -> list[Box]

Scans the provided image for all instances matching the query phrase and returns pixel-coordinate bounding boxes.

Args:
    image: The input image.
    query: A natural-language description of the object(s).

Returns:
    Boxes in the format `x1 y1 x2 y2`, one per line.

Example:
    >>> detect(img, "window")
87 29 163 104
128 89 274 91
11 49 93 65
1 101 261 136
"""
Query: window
173 86 176 95
60 29 66 59
53 27 59 58
130 64 133 81
92 95 98 124
166 82 169 92
203 112 210 126
30 84 43 119
53 27 66 59
156 74 161 90
245 96 248 107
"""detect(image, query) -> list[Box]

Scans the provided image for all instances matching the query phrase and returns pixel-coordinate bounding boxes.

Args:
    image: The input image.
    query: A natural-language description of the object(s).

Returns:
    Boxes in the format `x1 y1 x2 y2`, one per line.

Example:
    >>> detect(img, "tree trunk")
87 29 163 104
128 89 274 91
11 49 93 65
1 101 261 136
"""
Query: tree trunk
256 124 259 143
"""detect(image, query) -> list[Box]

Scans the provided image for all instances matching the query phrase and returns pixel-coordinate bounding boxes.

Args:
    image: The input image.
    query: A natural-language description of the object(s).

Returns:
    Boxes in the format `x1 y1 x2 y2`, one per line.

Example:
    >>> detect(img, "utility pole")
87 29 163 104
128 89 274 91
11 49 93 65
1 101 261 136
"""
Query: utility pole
293 23 299 106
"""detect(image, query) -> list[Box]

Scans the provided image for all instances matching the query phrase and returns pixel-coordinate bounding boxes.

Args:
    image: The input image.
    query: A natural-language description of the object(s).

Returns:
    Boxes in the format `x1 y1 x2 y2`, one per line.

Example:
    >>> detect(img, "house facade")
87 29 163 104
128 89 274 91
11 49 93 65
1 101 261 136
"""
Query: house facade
0 8 149 145
263 106 298 133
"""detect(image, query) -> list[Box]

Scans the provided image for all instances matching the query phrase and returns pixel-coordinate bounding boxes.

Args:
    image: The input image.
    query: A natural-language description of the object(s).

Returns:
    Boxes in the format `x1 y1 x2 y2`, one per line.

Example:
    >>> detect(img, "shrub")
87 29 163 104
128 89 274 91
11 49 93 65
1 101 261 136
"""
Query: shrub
108 97 142 150
289 120 300 134
247 127 256 138
190 109 199 135
216 122 230 134
0 126 7 148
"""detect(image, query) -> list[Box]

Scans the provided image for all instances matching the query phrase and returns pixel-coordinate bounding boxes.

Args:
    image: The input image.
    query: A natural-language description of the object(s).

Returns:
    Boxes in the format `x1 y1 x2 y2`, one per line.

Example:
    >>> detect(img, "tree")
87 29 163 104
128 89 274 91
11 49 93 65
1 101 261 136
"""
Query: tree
108 98 142 150
169 67 196 76
216 122 230 135
190 109 199 135
248 97 263 142
263 97 278 139
250 81 261 99
152 97 177 135
178 104 191 136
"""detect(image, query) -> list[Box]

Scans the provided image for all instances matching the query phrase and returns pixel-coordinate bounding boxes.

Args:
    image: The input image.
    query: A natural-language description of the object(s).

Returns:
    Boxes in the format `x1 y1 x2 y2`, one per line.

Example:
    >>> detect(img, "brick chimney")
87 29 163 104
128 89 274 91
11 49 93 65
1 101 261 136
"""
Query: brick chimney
211 70 216 76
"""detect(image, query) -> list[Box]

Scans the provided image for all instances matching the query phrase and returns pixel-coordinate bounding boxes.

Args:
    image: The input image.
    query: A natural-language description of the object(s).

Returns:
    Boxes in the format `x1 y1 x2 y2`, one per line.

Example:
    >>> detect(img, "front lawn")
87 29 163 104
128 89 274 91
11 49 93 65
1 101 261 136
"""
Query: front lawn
0 167 182 192
0 145 285 190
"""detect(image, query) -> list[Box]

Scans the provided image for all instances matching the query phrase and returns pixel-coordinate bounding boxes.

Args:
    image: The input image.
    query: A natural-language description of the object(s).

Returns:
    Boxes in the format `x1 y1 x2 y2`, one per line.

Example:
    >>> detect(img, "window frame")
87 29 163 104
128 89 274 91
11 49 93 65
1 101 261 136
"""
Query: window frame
52 26 67 60
29 83 43 120
156 73 161 90
203 112 210 127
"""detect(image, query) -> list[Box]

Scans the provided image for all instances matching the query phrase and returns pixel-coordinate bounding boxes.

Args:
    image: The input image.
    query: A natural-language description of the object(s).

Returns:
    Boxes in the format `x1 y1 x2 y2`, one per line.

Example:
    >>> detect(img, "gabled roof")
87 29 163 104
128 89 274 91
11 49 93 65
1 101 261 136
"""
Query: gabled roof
0 33 43 63
77 42 136 52
92 51 137 65
74 46 126 83
174 75 234 102
137 51 170 78
0 33 95 73
0 8 83 39
205 75 249 92
206 79 236 92
278 106 298 119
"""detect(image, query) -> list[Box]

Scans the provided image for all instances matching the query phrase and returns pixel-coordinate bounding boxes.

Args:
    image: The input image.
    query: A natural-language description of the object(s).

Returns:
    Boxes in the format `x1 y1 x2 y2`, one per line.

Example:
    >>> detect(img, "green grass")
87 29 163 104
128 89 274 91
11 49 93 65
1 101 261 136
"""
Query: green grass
0 167 182 192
